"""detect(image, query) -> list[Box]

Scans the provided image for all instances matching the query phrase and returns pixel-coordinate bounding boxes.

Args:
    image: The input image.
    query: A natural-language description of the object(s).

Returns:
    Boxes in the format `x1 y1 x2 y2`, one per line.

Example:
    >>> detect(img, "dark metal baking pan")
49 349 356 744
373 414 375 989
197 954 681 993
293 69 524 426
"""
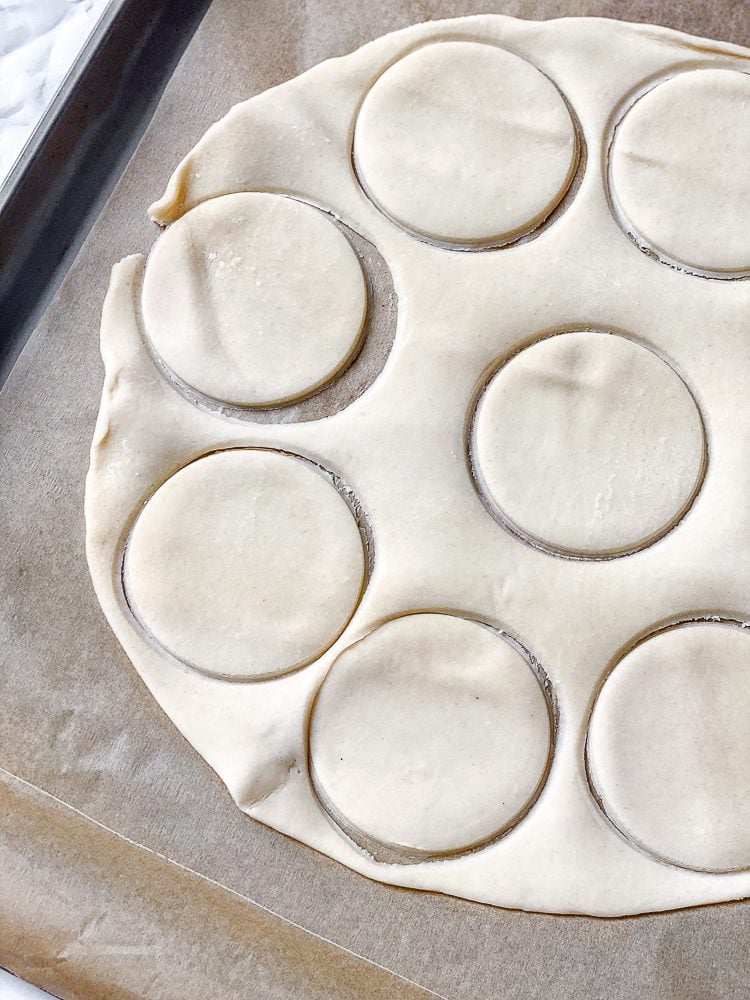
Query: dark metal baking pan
0 0 210 387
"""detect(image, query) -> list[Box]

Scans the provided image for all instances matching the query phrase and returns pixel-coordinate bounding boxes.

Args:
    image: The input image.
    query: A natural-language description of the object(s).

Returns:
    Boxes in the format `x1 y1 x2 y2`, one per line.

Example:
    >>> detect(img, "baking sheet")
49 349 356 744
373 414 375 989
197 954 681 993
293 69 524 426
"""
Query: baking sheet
1 1 749 997
0 0 210 387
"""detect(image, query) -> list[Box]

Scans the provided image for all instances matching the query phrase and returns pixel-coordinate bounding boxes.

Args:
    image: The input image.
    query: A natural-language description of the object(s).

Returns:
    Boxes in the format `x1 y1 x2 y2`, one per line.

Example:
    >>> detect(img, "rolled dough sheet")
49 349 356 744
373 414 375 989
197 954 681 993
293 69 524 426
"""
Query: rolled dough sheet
85 14 750 916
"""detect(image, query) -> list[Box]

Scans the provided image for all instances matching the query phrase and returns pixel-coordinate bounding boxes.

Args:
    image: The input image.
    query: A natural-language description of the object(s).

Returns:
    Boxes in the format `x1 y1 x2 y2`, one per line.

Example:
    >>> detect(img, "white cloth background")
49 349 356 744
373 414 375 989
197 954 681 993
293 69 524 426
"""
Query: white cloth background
0 0 111 184
0 968 50 998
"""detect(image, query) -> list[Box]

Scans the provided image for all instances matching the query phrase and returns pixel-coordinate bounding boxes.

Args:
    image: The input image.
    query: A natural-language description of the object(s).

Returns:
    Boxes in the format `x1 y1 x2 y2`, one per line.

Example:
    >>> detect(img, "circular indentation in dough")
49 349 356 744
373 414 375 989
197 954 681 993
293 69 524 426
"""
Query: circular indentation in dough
157 220 399 426
141 193 368 406
353 41 578 246
123 449 367 680
310 613 553 858
610 69 750 275
471 331 705 558
587 620 750 872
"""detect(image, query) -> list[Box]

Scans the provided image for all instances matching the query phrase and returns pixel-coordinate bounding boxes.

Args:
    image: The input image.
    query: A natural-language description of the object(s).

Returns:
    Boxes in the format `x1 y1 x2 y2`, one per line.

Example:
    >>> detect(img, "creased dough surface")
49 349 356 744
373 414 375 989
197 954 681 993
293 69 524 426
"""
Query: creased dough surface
141 192 367 405
472 330 706 556
610 68 750 274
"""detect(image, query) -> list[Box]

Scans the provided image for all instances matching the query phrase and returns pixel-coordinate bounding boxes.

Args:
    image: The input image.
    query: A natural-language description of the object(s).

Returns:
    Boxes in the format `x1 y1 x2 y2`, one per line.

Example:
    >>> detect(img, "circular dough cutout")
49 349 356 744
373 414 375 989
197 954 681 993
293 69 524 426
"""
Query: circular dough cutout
610 69 750 274
141 193 367 406
123 449 366 680
310 613 552 857
472 331 705 557
587 621 750 872
354 41 577 246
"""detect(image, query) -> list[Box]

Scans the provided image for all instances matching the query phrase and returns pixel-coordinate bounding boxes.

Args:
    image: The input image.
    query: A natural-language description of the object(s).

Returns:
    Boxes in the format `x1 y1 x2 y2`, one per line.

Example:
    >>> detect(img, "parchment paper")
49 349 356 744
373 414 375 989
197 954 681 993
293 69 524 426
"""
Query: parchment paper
1 2 749 997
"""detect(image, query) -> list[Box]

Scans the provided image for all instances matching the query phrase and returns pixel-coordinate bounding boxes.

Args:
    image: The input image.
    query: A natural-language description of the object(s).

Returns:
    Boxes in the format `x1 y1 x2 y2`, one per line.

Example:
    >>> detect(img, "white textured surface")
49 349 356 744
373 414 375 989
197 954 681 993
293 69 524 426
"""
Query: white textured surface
0 0 111 185
0 968 51 999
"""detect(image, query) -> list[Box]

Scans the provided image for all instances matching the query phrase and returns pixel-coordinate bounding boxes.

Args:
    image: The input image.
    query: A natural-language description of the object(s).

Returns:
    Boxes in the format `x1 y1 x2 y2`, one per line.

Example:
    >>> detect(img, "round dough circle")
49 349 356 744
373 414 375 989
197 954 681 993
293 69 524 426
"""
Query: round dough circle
587 622 750 872
310 613 552 856
141 193 367 406
353 41 577 245
123 449 366 679
610 69 750 273
472 331 705 557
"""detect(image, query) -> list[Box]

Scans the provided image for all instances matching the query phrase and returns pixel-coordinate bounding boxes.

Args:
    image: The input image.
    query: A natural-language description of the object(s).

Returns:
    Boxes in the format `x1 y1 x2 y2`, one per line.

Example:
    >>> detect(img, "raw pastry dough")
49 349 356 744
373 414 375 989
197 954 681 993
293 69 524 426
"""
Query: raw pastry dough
310 613 552 857
353 41 577 245
471 331 706 557
609 69 750 274
86 14 750 916
141 192 367 406
587 621 750 873
123 449 366 679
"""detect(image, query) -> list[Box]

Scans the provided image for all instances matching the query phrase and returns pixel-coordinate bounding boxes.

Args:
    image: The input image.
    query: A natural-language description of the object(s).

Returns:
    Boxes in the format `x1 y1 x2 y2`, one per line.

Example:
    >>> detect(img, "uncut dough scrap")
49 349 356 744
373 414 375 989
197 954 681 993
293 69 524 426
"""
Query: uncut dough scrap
86 15 750 916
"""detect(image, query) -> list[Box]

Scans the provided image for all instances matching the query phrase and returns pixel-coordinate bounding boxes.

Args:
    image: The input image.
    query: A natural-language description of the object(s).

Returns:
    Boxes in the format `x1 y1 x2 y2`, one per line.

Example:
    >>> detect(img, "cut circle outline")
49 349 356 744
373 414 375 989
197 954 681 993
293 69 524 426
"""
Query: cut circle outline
605 62 750 281
351 37 585 252
466 326 708 561
308 609 557 864
584 614 750 874
118 446 373 683
140 194 399 421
